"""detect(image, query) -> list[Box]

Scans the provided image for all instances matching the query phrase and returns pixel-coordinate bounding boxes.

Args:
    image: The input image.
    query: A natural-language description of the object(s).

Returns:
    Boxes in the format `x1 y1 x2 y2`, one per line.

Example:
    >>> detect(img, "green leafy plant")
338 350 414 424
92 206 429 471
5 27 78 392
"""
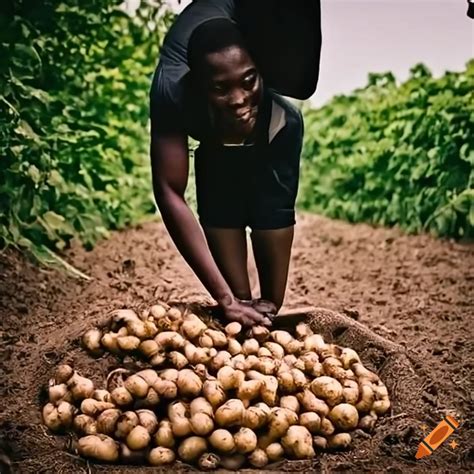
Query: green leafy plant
0 0 174 263
298 62 474 238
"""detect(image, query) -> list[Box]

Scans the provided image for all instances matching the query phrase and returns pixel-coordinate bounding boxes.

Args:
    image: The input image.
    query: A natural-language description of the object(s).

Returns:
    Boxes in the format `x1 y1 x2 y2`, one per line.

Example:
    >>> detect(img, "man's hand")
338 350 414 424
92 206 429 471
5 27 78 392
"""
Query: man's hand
221 298 272 327
251 298 278 317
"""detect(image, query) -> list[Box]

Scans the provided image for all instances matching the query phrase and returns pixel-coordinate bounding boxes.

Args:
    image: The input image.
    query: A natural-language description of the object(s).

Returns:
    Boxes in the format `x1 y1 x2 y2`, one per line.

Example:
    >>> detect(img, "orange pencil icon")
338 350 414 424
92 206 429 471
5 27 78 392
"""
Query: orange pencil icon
416 415 459 459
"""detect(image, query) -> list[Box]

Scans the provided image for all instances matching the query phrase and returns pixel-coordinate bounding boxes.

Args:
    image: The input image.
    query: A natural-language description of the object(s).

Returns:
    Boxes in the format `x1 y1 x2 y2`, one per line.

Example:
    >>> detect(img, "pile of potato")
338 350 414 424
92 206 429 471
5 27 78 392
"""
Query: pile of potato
42 304 390 469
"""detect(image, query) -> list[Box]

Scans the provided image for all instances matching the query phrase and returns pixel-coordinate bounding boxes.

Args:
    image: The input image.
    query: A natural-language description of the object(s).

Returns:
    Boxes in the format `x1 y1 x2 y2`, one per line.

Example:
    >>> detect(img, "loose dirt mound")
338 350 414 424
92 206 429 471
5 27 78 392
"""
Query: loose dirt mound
0 213 472 473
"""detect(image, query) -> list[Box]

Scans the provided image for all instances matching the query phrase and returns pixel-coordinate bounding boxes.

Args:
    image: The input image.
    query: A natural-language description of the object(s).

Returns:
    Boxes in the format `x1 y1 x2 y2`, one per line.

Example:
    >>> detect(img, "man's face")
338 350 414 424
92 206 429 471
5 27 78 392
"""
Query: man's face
201 45 262 136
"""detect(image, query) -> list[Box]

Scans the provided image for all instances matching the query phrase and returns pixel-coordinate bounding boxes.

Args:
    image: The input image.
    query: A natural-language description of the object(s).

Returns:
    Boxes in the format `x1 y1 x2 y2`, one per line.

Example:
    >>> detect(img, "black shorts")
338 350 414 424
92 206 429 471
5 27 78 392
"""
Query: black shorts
194 97 303 230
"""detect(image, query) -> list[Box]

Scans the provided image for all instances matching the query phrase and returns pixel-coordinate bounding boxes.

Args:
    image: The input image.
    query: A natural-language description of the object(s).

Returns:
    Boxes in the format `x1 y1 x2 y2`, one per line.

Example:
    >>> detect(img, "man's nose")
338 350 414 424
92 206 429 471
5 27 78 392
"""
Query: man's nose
229 88 246 108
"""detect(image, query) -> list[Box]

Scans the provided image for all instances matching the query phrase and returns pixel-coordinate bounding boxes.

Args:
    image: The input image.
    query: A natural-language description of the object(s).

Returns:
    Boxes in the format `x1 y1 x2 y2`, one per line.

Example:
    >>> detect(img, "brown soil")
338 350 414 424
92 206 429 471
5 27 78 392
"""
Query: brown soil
0 212 473 473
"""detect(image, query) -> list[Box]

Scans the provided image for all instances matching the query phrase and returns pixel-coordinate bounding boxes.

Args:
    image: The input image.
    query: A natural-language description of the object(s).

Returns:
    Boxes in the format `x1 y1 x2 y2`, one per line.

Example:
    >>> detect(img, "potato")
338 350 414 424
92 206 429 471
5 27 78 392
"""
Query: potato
291 368 307 389
342 379 359 404
311 436 326 451
249 448 269 467
139 339 160 358
55 364 74 384
277 370 296 394
111 387 133 406
203 380 226 408
48 383 69 404
280 395 300 413
199 333 214 348
184 344 212 365
311 376 343 406
128 319 158 339
297 389 329 416
258 347 273 358
67 373 95 401
73 414 97 435
190 397 213 417
202 380 227 409
96 409 121 436
340 348 360 369
355 384 375 413
228 339 242 356
177 369 202 398
282 425 315 459
269 408 298 436
178 436 207 462
156 368 177 384
215 399 245 427
101 333 121 355
251 325 270 342
230 354 246 371
82 328 103 356
283 354 304 371
209 351 232 372
169 351 188 369
243 405 269 430
166 307 182 320
77 434 119 462
199 452 221 470
224 322 242 337
126 425 151 450
93 389 112 403
190 413 214 436
266 442 284 462
136 409 158 434
358 414 377 432
372 398 391 415
155 331 186 350
318 417 335 436
181 314 207 339
150 304 167 319
242 338 260 355
117 335 141 352
115 411 139 439
244 355 259 371
57 401 75 428
205 329 227 347
112 308 140 325
153 379 178 399
328 433 351 450
255 357 280 375
234 427 257 453
42 403 61 432
237 379 262 402
304 334 326 353
271 330 301 354
217 366 237 391
295 322 313 340
80 399 115 417
322 357 348 380
264 342 285 359
135 387 160 409
168 401 192 437
261 376 279 406
299 412 321 433
154 419 175 448
148 446 176 466
209 429 235 453
353 363 379 382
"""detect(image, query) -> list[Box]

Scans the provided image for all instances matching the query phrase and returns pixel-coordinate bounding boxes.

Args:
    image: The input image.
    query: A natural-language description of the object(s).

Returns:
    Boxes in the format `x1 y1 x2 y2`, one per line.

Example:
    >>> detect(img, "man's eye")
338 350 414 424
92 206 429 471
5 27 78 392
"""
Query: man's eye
243 74 257 89
212 84 226 93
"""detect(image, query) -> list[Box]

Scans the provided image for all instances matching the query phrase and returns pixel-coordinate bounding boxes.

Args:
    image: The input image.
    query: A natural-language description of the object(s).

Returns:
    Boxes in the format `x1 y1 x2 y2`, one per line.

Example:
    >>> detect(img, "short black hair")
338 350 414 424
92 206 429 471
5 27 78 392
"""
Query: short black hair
187 17 249 72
